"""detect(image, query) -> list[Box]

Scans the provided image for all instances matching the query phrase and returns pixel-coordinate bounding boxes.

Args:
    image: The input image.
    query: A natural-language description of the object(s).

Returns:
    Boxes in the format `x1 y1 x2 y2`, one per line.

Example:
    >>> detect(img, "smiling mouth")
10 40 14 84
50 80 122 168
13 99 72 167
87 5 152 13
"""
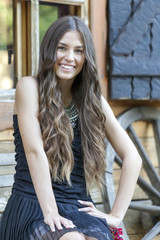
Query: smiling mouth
60 64 75 70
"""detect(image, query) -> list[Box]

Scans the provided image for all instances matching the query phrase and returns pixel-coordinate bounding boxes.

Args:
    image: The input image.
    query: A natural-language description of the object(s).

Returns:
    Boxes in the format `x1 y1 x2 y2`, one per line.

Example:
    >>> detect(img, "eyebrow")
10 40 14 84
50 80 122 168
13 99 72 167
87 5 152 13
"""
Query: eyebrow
58 42 84 48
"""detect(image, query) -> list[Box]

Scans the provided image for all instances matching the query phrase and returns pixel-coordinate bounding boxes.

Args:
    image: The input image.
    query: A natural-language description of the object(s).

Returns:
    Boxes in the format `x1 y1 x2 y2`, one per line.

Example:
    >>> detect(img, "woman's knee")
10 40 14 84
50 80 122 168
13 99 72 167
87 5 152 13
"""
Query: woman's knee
60 231 85 240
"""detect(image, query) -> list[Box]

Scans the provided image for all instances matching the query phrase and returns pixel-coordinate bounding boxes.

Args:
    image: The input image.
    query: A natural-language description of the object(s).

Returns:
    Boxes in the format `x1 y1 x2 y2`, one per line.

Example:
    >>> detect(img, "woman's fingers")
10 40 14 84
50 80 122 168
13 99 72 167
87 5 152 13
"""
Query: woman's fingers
60 218 76 229
78 200 95 208
78 201 107 219
54 218 63 230
78 207 101 217
44 218 56 232
44 215 75 232
78 200 96 213
86 211 102 218
49 222 56 232
78 207 94 212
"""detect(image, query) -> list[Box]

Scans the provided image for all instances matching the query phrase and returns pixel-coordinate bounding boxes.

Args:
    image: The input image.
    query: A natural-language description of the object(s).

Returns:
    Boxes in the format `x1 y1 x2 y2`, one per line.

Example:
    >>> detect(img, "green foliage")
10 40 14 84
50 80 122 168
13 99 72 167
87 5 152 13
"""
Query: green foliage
0 2 58 48
39 4 58 44
0 1 13 50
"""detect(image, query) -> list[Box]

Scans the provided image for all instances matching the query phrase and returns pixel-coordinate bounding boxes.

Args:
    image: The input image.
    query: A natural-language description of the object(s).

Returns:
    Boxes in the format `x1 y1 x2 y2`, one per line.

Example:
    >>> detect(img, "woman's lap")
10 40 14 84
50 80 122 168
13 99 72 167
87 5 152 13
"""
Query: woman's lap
0 194 113 240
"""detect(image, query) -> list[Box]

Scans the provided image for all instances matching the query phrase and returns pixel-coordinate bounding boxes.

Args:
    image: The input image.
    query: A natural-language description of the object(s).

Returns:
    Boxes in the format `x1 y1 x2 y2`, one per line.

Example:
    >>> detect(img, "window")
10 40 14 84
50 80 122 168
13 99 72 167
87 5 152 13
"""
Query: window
39 3 58 43
0 0 88 93
0 0 14 89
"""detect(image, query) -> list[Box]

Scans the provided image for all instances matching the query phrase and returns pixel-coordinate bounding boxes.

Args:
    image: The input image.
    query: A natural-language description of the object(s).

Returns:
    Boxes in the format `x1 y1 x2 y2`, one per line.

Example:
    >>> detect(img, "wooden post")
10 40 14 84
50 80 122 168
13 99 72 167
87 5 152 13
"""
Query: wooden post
90 0 108 98
31 0 39 75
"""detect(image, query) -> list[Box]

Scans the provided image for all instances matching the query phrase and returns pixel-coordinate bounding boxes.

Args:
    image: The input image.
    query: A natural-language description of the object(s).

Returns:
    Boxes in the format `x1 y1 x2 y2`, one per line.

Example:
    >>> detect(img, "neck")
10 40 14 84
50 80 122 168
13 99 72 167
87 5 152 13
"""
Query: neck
58 78 74 107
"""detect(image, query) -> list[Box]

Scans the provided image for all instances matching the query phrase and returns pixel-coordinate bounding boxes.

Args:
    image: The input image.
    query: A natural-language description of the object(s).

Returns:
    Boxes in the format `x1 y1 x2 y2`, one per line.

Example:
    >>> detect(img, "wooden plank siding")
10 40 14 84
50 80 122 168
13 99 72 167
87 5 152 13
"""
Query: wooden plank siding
0 116 15 213
0 141 15 214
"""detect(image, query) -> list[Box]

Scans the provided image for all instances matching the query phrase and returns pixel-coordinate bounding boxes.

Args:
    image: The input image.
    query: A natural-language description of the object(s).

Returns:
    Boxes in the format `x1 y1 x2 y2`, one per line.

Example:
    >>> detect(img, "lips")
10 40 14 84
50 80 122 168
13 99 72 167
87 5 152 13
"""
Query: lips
60 64 75 70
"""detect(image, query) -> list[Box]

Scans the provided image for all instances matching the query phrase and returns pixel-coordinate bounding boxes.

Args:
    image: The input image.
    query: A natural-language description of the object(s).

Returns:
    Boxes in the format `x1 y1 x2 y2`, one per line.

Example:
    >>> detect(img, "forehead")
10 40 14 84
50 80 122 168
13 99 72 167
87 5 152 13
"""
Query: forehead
58 31 84 46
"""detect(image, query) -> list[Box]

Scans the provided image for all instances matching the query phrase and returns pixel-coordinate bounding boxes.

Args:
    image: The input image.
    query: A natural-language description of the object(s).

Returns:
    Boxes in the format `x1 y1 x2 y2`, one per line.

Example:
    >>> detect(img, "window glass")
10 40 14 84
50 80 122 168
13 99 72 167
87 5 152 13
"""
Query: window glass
39 2 70 43
0 0 14 89
39 4 58 43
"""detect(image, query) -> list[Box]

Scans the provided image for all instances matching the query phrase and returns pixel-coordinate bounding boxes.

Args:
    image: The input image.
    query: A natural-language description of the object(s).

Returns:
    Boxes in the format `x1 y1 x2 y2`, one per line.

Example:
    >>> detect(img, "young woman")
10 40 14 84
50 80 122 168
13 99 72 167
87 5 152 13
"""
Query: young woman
0 16 142 240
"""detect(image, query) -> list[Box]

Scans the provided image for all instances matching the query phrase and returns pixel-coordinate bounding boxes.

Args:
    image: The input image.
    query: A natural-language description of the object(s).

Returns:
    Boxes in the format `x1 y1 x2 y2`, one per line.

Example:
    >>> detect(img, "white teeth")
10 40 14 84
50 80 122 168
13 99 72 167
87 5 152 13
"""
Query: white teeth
60 64 74 69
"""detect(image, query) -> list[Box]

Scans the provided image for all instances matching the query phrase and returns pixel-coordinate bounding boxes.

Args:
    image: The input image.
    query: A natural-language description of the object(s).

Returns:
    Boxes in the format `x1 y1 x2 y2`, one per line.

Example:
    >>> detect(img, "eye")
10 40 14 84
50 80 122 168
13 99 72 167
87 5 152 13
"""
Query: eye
57 46 66 51
75 49 84 54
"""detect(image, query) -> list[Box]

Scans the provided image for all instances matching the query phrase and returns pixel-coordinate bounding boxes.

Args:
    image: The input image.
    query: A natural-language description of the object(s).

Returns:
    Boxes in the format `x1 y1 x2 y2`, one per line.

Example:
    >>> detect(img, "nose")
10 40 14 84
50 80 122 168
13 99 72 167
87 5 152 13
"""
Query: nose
65 50 74 62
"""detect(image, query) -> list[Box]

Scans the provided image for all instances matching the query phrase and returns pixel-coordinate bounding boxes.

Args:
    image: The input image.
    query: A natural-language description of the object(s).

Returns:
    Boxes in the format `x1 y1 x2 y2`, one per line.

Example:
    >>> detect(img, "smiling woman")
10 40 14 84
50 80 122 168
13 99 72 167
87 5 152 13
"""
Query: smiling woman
0 15 142 240
55 31 85 86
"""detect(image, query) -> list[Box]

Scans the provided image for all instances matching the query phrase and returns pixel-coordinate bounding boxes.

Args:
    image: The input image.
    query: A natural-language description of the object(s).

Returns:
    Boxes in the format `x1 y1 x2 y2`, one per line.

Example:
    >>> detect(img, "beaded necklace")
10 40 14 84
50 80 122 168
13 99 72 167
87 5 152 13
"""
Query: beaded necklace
65 101 78 127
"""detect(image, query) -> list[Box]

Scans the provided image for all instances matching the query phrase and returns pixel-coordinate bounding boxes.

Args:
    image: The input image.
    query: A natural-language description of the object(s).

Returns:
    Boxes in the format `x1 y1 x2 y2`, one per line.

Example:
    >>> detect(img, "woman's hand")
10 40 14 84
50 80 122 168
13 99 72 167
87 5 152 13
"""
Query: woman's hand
78 200 121 228
44 212 76 232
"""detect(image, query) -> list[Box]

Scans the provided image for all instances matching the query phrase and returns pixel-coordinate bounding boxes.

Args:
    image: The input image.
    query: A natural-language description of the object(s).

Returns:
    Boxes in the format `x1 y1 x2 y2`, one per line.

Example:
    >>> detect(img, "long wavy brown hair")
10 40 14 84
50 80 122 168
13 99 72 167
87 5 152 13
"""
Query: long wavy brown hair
37 16 106 191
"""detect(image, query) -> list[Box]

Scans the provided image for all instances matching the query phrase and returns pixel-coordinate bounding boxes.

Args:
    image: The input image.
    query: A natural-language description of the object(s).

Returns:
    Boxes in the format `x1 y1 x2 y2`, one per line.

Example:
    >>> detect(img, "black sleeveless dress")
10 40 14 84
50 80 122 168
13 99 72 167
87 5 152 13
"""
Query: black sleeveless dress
0 115 113 240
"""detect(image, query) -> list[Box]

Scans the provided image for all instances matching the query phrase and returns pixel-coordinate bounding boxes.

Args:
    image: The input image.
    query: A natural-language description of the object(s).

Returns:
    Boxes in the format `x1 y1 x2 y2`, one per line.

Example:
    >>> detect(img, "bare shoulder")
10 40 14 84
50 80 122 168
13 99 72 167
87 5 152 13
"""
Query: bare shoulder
16 76 38 92
14 76 39 116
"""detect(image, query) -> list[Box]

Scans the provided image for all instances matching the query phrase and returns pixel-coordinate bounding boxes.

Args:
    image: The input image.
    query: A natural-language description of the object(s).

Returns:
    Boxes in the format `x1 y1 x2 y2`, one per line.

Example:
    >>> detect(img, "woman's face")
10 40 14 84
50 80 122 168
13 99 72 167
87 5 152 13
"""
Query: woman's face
55 31 85 82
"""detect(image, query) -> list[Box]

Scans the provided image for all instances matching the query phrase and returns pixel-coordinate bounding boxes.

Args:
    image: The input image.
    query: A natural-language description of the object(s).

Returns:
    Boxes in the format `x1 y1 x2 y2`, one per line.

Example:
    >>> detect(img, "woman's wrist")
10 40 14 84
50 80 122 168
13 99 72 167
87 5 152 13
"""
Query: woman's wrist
42 203 59 217
110 210 123 222
104 212 122 228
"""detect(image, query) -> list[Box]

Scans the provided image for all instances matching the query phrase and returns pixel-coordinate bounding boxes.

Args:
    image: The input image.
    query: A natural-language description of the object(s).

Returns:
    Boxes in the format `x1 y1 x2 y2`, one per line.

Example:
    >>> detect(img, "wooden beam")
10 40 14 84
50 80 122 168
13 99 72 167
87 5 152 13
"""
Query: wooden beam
40 0 86 4
142 221 160 240
129 202 160 215
90 0 108 98
0 175 14 188
31 0 39 75
0 154 16 166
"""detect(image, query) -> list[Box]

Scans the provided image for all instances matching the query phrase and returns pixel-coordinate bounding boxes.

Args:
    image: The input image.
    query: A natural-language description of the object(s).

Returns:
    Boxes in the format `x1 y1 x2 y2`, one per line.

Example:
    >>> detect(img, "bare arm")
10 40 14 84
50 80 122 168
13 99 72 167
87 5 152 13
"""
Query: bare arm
101 96 142 225
79 96 142 227
15 77 75 231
